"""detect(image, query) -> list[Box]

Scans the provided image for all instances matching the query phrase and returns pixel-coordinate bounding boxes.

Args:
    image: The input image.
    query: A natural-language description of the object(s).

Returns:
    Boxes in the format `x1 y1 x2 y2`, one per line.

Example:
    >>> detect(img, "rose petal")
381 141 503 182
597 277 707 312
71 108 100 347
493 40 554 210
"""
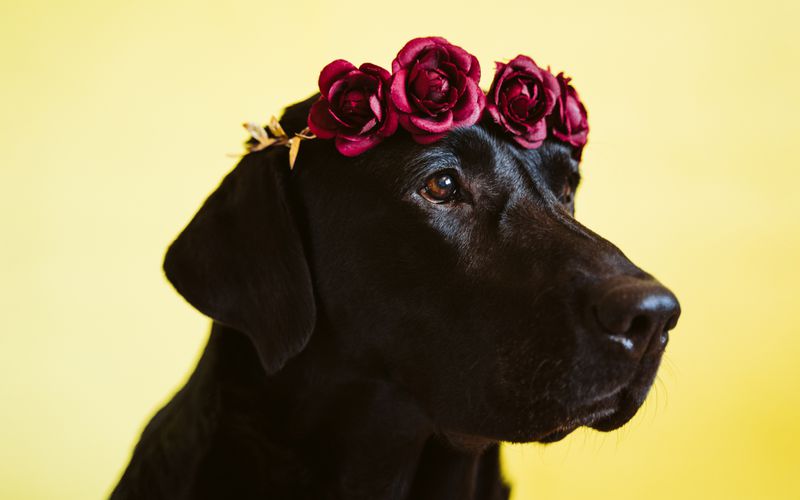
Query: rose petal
319 60 357 97
412 132 446 144
486 104 504 127
547 73 588 149
328 106 359 129
540 71 561 113
489 62 507 103
518 121 548 148
412 70 431 100
451 70 466 95
565 93 584 124
368 93 383 122
553 127 588 148
466 54 481 81
506 55 538 74
437 61 459 84
418 46 446 70
389 69 413 113
446 43 473 73
508 96 531 123
392 36 449 72
307 97 338 139
359 62 391 83
452 79 484 127
514 136 544 148
356 117 378 135
326 78 347 102
422 98 449 114
409 110 453 133
335 134 382 157
504 78 528 100
379 107 399 137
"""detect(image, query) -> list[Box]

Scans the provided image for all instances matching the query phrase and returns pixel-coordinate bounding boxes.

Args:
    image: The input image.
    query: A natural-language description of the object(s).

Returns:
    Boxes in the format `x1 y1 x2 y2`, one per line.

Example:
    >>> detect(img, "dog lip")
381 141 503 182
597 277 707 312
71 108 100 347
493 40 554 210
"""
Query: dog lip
536 406 618 443
537 428 574 443
589 395 641 432
588 361 660 432
578 406 618 427
561 349 665 437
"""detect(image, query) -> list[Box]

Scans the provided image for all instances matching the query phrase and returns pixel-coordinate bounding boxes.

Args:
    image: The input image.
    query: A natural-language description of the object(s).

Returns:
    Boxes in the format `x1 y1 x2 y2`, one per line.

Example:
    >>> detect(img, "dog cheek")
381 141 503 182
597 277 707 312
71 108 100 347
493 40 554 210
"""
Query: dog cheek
471 331 570 423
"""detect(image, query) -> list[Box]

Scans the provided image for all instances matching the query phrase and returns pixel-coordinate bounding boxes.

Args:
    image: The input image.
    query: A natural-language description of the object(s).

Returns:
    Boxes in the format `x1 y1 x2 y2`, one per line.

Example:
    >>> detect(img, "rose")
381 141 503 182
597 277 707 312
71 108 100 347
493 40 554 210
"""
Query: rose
485 55 560 149
307 60 397 157
389 37 485 144
548 72 589 154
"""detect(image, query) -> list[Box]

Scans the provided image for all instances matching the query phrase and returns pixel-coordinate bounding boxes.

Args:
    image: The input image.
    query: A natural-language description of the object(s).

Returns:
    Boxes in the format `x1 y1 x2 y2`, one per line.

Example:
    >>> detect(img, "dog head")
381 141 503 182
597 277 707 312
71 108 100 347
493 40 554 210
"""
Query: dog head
164 95 680 444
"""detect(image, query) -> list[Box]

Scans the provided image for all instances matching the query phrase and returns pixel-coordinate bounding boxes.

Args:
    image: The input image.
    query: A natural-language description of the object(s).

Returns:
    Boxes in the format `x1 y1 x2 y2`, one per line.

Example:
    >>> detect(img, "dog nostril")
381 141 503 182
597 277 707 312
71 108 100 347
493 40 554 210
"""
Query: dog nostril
628 314 651 338
604 314 651 352
593 280 680 357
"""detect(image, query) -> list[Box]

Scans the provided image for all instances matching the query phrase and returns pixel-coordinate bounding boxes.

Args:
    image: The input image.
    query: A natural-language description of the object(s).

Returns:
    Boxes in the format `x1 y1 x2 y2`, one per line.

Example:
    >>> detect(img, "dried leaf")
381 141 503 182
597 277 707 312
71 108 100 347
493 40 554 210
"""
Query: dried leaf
243 122 269 144
246 137 277 152
237 117 316 168
268 116 287 139
288 137 301 169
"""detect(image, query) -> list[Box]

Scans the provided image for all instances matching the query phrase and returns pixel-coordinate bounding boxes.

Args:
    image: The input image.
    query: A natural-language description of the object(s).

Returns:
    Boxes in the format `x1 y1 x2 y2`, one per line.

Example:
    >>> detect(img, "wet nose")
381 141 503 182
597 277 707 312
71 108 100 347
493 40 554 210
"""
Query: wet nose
593 279 681 357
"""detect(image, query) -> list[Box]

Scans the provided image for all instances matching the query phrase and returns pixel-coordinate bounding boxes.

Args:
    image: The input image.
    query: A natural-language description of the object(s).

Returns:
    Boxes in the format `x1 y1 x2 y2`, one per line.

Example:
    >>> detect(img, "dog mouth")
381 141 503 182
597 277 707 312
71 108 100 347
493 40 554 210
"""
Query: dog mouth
535 388 645 443
537 405 618 443
587 397 643 433
536 351 664 443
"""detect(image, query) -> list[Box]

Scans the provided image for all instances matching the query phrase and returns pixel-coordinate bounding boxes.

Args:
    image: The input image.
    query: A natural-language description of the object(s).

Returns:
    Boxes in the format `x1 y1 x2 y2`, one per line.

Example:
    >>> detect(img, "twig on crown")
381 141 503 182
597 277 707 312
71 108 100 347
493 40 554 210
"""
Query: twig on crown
240 116 316 169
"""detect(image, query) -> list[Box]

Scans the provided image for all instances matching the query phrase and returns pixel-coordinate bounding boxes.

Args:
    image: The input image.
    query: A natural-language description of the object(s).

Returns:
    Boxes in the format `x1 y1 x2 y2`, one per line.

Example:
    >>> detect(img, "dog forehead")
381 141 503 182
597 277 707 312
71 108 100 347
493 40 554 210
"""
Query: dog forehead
398 126 525 181
435 127 571 180
303 124 575 205
440 127 571 195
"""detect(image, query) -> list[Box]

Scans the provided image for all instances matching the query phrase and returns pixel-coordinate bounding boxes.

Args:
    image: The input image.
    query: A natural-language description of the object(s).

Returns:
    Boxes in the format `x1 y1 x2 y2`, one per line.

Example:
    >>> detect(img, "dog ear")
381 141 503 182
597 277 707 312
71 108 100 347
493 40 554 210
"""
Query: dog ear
163 148 315 374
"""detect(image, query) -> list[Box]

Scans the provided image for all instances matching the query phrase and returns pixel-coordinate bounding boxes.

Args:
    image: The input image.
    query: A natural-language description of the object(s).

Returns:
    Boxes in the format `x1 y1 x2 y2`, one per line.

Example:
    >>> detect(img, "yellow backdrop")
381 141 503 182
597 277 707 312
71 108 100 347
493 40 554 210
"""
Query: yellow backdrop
2 0 799 498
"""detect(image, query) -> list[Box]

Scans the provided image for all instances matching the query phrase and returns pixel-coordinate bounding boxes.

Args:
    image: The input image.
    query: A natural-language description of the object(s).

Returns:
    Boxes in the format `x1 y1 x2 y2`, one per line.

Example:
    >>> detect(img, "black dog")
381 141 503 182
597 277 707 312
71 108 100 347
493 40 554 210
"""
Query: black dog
112 95 680 499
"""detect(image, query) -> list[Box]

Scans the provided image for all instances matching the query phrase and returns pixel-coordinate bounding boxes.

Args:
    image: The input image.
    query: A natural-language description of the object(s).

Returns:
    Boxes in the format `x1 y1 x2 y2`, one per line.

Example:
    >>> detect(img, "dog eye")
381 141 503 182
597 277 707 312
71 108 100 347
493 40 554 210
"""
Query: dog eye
420 172 459 204
558 182 573 204
558 172 580 205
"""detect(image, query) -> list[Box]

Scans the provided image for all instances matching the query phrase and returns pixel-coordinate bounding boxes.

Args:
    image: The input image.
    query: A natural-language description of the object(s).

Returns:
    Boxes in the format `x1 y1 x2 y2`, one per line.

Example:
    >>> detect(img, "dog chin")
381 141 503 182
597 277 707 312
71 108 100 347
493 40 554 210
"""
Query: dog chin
589 385 651 432
537 427 579 443
535 365 661 442
589 353 663 433
535 406 618 443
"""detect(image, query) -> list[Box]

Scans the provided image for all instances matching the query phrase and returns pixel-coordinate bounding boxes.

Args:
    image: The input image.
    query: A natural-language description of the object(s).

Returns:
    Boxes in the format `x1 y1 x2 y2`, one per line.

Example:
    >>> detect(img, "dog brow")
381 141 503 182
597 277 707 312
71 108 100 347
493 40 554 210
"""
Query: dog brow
400 149 461 190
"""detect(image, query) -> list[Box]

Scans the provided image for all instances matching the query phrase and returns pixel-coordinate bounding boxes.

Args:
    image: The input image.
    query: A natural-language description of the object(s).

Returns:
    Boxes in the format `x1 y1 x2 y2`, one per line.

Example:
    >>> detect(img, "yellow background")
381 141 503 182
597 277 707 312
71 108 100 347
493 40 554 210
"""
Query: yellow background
2 0 799 498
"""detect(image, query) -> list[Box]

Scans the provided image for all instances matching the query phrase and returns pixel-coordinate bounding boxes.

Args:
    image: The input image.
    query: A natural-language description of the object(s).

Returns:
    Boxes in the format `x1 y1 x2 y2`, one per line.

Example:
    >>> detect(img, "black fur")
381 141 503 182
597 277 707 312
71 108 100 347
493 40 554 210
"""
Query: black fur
111 95 680 499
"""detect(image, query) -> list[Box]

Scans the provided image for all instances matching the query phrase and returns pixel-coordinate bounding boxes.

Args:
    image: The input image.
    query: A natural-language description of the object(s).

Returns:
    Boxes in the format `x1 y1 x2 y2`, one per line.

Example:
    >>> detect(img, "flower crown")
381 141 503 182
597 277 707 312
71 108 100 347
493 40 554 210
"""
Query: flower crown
245 36 588 168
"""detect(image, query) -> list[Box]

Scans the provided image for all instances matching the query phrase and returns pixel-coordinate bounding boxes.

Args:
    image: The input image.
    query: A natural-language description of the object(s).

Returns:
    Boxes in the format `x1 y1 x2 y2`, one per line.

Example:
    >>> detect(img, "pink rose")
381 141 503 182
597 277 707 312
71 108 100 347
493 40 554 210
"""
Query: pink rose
307 60 397 157
548 72 589 154
486 55 560 149
389 37 485 144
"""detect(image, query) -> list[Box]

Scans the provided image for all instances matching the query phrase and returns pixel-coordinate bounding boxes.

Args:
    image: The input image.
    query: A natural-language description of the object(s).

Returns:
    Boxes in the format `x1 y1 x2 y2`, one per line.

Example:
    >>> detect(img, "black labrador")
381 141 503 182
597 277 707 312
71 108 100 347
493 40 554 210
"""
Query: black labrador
111 95 680 499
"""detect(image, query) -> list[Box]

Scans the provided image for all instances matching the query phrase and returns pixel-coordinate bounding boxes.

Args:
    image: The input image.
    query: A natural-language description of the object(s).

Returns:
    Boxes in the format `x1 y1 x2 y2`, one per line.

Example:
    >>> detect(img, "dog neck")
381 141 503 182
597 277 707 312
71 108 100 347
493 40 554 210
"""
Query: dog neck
112 322 508 499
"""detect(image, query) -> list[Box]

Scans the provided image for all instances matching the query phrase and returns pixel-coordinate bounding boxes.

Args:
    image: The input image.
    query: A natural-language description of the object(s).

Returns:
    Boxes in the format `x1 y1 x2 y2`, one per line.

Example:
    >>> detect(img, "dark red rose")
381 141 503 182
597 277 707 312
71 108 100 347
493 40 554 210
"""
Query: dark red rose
486 55 560 149
389 37 485 144
307 59 398 157
548 72 589 153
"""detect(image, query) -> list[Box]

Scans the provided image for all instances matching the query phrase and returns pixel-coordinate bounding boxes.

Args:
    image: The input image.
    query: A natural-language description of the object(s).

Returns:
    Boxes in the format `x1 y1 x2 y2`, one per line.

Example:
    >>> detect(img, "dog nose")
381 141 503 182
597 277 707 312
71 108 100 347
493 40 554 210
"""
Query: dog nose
593 279 681 357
